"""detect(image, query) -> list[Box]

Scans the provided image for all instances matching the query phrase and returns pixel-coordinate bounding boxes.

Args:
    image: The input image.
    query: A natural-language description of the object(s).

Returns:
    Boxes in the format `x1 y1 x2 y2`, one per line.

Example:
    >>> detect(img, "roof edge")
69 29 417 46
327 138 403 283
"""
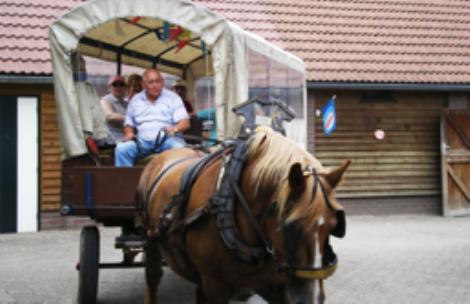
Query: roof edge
0 75 53 85
308 81 470 92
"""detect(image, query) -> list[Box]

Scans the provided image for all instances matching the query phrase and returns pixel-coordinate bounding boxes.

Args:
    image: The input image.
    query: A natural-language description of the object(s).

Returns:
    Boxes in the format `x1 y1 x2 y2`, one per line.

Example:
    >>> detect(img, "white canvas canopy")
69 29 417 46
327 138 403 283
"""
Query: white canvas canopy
49 0 306 159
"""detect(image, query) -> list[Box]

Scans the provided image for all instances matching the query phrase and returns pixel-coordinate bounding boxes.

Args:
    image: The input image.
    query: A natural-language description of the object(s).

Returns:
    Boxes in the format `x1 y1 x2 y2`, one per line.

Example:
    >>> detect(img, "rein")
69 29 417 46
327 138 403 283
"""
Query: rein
227 171 275 257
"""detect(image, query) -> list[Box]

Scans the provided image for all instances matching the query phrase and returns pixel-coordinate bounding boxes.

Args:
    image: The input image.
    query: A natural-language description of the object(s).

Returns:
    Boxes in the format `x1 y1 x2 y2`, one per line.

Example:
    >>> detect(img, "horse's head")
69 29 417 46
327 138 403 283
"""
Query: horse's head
245 128 350 303
276 160 349 303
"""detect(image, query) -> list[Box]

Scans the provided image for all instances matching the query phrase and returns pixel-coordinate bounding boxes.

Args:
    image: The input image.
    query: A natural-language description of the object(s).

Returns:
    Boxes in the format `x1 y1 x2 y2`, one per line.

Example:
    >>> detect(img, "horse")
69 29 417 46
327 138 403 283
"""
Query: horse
137 127 350 304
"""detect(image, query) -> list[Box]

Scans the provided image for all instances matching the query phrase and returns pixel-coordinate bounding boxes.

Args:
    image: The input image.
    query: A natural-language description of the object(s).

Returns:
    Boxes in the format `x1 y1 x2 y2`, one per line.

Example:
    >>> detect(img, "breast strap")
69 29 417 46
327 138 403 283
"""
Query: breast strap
158 147 227 236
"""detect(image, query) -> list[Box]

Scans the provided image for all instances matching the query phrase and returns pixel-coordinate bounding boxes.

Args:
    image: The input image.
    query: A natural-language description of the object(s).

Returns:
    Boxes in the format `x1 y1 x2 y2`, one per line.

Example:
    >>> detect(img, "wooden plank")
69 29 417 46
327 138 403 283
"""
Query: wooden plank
447 158 470 164
42 180 61 187
41 108 58 115
41 134 60 140
335 190 440 198
41 188 60 195
344 171 439 177
441 112 450 216
42 145 61 151
315 145 438 152
447 165 470 201
42 171 61 179
42 123 60 130
315 150 439 158
42 155 61 163
332 104 444 111
41 204 61 211
321 158 439 166
316 138 439 145
343 178 440 186
315 121 439 128
41 194 60 202
445 112 470 149
338 183 439 191
42 163 62 171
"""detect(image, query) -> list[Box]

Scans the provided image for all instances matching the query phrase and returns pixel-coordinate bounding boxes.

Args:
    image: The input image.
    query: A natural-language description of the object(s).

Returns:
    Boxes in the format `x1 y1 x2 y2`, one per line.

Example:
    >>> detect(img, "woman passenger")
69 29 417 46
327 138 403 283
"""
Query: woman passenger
127 73 143 102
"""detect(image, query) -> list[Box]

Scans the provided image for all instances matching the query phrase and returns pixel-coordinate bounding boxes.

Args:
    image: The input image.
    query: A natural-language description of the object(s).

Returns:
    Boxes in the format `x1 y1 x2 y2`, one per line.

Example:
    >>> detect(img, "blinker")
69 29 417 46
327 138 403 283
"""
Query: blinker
330 209 346 238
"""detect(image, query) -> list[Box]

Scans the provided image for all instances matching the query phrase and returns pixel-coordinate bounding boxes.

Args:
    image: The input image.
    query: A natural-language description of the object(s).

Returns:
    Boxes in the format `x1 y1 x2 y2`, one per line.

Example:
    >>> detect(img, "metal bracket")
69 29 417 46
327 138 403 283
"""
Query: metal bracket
232 98 296 138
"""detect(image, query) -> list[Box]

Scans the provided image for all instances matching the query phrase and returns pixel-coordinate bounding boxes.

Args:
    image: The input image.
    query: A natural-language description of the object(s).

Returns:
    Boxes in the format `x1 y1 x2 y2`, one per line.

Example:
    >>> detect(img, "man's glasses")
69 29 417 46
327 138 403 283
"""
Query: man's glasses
112 81 126 87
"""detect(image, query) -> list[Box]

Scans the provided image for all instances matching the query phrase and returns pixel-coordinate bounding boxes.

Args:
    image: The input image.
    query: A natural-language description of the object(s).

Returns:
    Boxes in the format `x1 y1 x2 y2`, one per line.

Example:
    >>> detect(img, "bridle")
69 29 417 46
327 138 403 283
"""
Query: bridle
231 164 345 280
279 167 344 281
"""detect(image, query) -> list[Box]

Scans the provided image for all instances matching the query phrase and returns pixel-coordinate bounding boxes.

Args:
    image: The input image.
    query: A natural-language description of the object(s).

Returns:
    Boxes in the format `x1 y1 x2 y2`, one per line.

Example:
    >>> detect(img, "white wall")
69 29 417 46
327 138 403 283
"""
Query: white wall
17 97 38 232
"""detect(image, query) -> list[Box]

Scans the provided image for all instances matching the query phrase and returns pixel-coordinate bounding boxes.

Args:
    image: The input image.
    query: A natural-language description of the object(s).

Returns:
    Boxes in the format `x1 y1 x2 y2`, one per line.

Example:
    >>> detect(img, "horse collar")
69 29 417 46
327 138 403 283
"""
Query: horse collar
211 139 274 263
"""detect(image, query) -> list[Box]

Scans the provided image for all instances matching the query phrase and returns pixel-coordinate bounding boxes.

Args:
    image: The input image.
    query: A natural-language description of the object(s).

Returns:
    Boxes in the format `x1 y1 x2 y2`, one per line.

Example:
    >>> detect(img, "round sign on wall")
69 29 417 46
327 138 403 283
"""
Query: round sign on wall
374 129 385 140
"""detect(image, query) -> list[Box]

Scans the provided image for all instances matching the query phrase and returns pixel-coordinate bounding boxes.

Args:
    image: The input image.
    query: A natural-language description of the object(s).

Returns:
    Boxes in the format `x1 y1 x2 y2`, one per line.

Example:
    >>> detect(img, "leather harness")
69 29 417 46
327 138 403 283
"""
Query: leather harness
144 141 345 279
146 140 271 264
210 139 274 263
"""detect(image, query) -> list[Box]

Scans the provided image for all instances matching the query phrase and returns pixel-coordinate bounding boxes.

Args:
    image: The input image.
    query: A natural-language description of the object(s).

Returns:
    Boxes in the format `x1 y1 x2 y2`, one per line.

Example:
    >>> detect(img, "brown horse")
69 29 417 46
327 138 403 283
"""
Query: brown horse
137 127 350 304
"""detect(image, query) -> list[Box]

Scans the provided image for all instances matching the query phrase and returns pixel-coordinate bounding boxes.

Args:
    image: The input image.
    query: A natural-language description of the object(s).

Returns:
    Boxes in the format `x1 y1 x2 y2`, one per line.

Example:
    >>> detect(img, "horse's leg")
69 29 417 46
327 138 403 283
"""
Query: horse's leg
201 275 232 304
144 239 163 304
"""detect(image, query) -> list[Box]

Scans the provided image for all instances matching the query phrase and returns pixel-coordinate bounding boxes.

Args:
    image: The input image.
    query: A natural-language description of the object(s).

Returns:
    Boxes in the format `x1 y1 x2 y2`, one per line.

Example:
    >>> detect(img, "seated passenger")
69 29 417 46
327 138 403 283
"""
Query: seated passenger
172 79 194 115
115 69 190 167
126 73 143 102
100 75 128 142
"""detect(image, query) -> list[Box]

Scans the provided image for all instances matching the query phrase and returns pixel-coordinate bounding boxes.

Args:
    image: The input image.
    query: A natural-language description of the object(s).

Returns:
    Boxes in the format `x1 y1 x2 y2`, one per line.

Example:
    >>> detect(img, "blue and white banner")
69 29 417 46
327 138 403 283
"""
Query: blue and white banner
322 96 336 135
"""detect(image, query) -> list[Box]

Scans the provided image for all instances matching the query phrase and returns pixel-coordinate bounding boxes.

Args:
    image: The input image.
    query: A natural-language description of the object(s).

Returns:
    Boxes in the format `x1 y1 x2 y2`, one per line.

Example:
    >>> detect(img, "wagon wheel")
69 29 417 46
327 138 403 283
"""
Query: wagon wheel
77 226 100 304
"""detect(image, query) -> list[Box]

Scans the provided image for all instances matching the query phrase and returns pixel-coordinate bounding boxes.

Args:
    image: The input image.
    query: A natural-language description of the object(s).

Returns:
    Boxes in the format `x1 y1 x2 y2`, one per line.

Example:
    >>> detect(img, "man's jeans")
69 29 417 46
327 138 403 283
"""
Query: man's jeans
115 136 185 167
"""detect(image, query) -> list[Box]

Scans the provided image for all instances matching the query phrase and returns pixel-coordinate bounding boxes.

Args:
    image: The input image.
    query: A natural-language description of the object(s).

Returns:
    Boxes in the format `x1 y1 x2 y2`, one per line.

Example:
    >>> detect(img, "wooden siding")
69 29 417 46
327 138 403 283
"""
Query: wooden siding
40 89 61 211
311 91 446 198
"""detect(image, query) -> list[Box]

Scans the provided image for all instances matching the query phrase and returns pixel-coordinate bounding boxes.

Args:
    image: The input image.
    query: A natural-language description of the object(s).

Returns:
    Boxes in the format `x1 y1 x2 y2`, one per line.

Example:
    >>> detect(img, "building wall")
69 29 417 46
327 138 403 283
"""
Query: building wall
2 83 461 231
40 89 62 212
40 89 91 229
0 84 89 230
308 89 448 214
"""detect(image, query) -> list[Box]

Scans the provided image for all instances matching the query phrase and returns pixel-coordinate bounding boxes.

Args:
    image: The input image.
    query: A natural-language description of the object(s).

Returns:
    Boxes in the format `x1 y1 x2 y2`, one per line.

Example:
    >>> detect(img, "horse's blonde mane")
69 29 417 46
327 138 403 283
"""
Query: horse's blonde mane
247 127 324 218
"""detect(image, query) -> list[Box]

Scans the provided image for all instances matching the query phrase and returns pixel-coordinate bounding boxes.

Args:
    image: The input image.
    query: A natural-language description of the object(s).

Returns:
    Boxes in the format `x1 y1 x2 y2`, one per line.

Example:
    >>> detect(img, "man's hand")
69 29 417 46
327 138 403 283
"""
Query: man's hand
164 119 189 136
163 125 178 136
123 126 135 141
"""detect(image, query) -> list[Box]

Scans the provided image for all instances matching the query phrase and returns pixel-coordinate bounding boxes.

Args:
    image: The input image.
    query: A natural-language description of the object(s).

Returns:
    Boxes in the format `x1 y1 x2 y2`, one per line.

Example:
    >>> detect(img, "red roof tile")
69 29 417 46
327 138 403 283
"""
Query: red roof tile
1 0 470 84
0 0 80 75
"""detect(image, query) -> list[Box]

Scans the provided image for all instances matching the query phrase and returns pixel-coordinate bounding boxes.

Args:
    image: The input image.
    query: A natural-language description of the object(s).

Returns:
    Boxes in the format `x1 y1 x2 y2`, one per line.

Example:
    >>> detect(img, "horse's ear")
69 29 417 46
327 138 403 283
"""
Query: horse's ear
326 160 351 189
289 162 306 196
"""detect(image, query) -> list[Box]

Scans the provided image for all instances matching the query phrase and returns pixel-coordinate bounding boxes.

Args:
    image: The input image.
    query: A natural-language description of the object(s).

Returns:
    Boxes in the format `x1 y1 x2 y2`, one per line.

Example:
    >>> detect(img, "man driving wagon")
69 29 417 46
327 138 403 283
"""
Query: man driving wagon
115 69 190 167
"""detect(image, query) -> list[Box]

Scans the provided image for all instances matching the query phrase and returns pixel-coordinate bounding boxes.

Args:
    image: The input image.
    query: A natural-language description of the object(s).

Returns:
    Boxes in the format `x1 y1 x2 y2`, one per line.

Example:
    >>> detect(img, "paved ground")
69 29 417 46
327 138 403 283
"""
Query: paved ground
0 215 469 304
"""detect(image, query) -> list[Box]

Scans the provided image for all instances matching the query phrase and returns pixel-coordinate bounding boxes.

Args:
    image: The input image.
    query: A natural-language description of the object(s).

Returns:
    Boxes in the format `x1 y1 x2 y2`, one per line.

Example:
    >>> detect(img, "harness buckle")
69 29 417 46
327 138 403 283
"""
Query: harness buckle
266 243 275 258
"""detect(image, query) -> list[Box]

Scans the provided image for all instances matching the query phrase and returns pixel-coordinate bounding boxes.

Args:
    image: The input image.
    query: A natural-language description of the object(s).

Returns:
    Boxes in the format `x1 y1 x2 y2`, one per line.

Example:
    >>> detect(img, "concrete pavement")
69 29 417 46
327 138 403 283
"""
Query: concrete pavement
0 215 469 304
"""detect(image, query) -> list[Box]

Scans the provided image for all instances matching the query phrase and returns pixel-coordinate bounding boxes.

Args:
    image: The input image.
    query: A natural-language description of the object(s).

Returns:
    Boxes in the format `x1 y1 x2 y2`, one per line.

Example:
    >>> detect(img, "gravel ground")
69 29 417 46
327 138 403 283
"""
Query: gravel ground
0 215 469 304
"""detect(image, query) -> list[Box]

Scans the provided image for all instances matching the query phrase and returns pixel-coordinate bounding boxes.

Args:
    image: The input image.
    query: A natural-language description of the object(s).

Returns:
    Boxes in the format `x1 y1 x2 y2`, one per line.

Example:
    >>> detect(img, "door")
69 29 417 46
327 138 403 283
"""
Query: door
17 97 39 232
441 109 470 216
0 96 17 233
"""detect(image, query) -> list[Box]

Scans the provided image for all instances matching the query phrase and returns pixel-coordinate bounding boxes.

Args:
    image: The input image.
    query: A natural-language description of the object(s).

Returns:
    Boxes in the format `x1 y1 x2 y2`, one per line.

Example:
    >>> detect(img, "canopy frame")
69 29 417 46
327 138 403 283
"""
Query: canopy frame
49 0 306 159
